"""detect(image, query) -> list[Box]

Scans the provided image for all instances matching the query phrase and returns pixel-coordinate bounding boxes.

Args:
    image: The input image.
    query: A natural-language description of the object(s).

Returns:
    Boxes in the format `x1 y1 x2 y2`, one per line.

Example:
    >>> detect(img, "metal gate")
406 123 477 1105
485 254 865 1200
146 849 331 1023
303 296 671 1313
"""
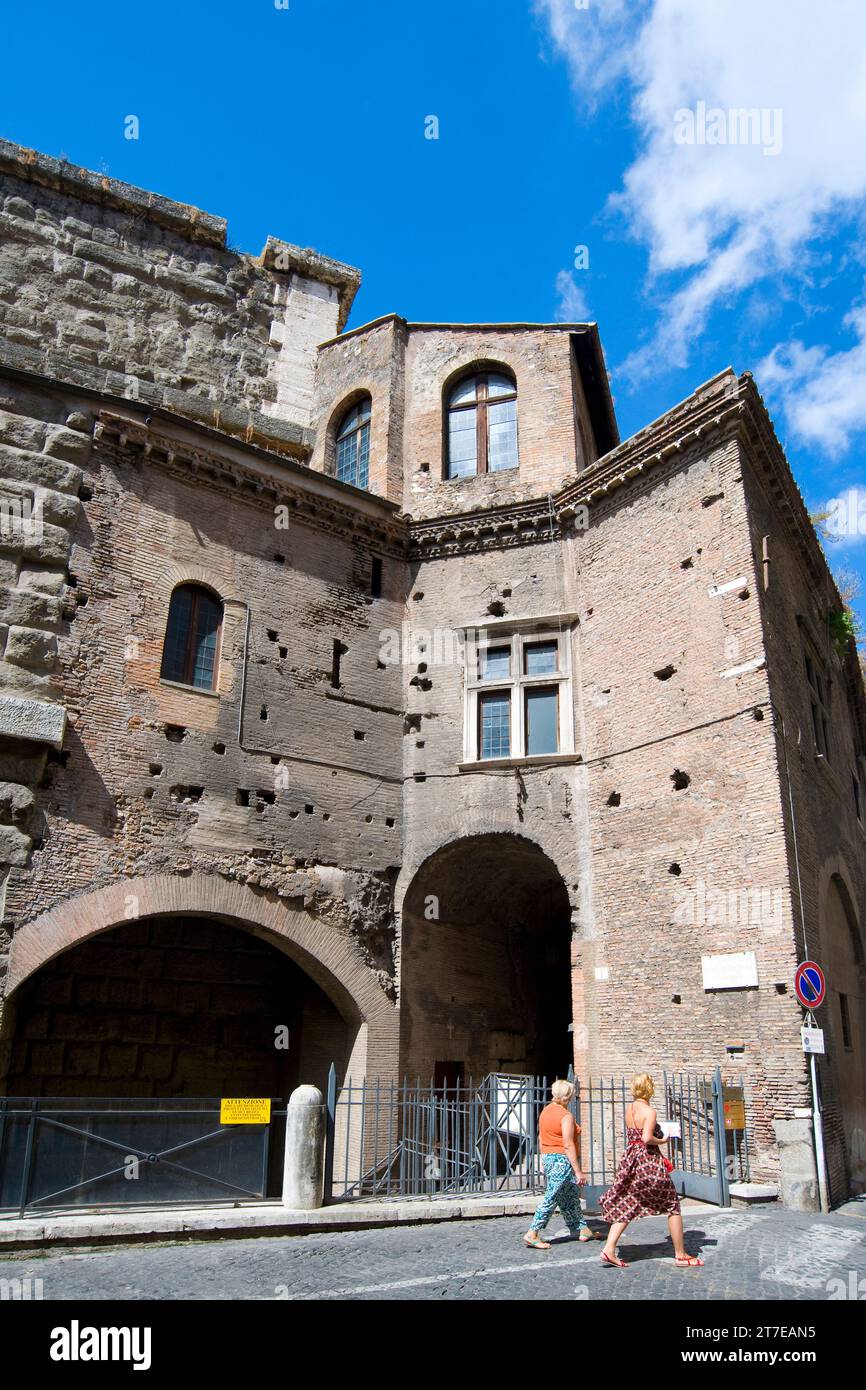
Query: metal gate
0 1097 284 1215
327 1066 739 1207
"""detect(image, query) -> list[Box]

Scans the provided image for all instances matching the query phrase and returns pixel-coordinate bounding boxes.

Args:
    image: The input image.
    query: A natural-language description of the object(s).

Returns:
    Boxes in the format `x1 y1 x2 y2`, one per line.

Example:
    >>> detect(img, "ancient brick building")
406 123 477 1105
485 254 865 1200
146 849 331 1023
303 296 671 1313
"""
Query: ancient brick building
0 139 863 1202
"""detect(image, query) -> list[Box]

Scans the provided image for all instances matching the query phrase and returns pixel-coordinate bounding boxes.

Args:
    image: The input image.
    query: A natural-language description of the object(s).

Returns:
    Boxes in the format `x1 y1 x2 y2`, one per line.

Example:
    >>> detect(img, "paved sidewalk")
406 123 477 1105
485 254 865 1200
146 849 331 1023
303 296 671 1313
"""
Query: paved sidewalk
0 1205 862 1301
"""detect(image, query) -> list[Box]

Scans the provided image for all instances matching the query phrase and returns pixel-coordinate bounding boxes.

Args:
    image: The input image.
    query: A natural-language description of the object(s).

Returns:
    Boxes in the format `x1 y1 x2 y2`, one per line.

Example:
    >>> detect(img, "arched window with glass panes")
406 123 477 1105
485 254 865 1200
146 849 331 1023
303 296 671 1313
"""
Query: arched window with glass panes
335 396 371 489
445 370 518 479
160 584 223 692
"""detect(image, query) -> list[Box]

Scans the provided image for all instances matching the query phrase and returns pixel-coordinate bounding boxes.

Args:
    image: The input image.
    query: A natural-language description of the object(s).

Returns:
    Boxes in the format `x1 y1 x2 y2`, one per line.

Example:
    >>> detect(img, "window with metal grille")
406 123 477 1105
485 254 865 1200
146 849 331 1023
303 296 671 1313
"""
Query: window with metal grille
445 371 518 479
804 652 831 761
160 584 223 692
335 397 371 489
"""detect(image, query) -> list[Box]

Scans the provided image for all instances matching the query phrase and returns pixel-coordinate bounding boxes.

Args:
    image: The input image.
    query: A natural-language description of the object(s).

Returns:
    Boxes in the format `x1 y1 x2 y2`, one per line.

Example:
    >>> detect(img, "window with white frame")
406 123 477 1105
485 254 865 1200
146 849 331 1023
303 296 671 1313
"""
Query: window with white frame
464 627 575 762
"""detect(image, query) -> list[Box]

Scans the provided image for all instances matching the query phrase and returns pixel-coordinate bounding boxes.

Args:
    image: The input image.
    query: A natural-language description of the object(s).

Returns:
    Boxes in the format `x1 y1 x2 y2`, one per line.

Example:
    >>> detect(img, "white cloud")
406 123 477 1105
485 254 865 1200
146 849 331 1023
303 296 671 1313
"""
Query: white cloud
554 269 590 321
536 0 866 424
758 299 866 453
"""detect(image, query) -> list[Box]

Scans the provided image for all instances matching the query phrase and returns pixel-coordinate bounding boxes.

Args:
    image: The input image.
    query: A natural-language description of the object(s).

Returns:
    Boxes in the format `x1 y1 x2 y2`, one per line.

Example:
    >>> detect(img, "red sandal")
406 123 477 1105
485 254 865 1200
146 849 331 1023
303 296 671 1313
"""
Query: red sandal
600 1249 629 1268
674 1255 704 1267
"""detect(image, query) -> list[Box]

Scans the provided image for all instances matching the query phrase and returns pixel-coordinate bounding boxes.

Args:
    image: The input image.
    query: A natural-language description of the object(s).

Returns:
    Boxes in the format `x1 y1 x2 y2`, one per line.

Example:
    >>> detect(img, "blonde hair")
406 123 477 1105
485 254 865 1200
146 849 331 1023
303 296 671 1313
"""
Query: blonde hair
631 1073 655 1102
551 1079 575 1106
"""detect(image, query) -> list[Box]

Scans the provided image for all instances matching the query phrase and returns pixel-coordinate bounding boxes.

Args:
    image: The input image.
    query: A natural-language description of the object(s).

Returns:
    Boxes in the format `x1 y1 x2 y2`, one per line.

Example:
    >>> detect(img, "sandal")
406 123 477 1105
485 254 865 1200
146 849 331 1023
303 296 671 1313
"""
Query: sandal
674 1255 704 1267
600 1249 628 1268
523 1232 551 1250
578 1228 601 1241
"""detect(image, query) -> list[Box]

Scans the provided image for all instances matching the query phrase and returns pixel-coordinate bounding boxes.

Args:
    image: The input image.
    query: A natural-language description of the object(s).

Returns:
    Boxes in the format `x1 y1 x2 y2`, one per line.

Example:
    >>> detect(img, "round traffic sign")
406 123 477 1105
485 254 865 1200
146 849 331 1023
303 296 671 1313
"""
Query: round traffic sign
795 961 826 1009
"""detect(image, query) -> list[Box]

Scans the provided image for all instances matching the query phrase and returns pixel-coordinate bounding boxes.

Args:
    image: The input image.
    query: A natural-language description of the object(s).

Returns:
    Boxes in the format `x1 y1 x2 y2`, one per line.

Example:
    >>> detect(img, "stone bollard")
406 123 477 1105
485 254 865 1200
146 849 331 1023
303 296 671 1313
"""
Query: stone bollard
282 1084 326 1210
773 1117 820 1212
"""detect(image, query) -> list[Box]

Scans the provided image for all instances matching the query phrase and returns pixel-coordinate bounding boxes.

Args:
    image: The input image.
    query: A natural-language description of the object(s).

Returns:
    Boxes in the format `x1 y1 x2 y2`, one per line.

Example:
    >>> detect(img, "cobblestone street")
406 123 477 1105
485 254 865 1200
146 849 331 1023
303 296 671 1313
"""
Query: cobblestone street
2 1203 865 1302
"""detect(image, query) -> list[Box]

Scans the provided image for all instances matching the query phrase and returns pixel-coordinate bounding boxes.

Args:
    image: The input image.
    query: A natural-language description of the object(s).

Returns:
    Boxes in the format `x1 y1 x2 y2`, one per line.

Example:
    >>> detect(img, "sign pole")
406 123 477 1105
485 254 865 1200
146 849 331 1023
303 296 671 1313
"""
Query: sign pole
803 1008 830 1213
795 964 830 1214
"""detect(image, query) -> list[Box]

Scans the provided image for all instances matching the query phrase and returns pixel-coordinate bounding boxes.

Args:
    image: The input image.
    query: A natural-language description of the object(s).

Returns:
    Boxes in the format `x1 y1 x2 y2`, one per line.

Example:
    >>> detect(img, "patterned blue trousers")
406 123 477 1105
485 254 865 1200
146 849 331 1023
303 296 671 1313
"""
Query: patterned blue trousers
530 1153 589 1233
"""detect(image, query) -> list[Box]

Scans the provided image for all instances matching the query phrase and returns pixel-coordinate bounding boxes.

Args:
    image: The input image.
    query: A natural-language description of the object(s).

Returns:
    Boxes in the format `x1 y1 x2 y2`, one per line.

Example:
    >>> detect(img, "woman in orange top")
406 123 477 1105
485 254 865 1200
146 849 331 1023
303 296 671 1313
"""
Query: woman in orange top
523 1079 599 1250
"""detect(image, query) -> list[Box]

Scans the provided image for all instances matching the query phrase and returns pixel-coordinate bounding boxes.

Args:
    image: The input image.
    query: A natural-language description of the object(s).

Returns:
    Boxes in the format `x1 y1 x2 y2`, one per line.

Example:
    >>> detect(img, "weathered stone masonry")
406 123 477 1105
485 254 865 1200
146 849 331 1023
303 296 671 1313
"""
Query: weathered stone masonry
0 140 863 1200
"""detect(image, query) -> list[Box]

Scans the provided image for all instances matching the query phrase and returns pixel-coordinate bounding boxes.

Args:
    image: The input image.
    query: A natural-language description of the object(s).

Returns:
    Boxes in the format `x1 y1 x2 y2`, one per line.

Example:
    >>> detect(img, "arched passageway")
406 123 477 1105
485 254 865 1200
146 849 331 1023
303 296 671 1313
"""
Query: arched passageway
0 915 352 1099
822 873 866 1194
400 834 573 1082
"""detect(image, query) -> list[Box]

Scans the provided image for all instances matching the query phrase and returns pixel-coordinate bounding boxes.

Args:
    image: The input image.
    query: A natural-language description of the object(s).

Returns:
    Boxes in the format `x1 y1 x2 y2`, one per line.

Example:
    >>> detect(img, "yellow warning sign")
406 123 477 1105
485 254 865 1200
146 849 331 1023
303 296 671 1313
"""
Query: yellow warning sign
220 1098 272 1125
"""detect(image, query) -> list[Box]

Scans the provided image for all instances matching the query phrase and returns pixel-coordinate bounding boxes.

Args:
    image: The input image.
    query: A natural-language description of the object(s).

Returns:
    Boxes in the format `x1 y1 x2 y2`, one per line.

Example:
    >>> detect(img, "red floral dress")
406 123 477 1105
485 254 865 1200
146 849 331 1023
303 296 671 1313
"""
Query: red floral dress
599 1124 680 1222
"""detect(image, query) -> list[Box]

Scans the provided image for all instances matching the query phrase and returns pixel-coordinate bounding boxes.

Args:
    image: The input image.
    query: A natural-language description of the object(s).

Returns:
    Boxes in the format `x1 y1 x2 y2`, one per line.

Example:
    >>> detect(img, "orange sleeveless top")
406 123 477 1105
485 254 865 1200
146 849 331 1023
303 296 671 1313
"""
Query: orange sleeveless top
539 1102 579 1154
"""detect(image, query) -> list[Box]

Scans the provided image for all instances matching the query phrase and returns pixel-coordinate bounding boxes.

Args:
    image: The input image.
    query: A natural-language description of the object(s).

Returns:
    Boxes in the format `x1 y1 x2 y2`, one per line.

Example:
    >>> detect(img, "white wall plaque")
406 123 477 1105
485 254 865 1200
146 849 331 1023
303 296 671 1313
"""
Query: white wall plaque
701 951 758 991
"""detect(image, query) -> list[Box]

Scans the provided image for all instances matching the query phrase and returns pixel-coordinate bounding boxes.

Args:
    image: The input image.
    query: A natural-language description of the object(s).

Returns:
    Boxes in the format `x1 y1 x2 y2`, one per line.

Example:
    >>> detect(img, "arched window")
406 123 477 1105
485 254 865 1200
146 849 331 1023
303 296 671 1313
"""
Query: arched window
160 584 223 691
445 371 518 479
335 396 371 489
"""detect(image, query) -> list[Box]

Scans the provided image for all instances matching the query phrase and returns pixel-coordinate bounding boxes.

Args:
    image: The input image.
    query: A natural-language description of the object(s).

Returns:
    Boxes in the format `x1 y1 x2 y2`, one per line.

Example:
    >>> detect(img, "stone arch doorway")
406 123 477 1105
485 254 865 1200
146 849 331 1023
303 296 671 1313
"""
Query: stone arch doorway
821 871 866 1194
399 834 573 1082
0 874 400 1098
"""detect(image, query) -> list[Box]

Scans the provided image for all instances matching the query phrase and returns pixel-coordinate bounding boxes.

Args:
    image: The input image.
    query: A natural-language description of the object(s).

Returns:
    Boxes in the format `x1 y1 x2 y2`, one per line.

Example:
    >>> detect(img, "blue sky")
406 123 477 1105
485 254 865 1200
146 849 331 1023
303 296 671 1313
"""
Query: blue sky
2 0 865 620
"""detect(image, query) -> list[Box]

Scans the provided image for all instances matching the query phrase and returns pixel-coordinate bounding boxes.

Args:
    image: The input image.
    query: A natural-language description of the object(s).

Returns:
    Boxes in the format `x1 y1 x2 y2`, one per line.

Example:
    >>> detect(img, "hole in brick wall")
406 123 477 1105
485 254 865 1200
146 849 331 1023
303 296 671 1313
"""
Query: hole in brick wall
654 665 677 681
701 492 724 508
354 730 366 741
669 863 682 876
680 557 693 569
371 557 383 597
671 769 691 791
775 982 787 994
46 747 70 767
289 810 299 819
267 630 278 642
236 789 250 806
409 675 433 691
417 662 428 674
332 639 346 688
413 591 424 602
78 484 93 502
586 607 593 617
404 713 422 734
170 785 203 803
77 592 89 607
672 994 682 1005
213 742 226 755
413 772 426 783
365 814 373 823
607 791 621 807
164 725 186 742
149 763 162 776
386 817 395 827
270 755 280 765
273 553 285 564
143 787 154 800
486 600 506 617
323 812 331 821
416 739 425 748
67 573 78 588
753 707 765 721
419 461 430 472
259 706 268 721
304 804 314 814
377 659 386 670
739 588 750 600
502 588 512 598
279 646 288 659
254 803 265 815
256 790 276 805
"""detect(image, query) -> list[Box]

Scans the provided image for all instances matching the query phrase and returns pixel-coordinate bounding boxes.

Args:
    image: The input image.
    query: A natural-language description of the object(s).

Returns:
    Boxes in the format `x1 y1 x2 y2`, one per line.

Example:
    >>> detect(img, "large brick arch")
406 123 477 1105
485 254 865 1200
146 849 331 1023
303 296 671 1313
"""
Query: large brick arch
5 874 398 1079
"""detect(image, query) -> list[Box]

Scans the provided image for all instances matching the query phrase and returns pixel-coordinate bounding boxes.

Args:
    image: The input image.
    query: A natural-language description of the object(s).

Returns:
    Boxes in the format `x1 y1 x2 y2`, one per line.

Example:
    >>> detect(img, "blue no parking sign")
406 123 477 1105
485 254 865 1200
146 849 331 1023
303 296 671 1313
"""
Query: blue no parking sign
795 960 826 1009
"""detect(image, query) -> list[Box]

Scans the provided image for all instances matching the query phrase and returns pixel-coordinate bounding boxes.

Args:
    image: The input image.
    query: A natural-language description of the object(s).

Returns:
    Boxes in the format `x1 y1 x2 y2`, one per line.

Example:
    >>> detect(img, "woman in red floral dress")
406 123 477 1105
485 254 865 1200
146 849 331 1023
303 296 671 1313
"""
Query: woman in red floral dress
599 1073 703 1269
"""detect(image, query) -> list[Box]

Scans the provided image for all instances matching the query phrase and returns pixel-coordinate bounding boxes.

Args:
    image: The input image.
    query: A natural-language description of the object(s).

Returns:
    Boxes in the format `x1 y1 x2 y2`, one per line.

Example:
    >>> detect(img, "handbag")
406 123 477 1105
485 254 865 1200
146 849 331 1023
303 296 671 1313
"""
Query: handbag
661 1154 675 1173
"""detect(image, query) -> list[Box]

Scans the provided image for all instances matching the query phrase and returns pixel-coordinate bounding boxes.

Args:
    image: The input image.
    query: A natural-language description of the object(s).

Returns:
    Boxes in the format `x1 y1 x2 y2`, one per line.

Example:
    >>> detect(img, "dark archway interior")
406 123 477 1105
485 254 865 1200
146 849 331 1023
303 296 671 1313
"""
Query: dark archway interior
0 915 351 1099
400 835 573 1083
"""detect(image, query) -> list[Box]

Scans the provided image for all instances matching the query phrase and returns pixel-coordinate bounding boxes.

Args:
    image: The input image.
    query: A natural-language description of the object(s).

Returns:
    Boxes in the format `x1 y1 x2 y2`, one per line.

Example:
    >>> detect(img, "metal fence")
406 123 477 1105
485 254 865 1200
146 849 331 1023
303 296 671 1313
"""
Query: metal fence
328 1067 739 1207
0 1097 285 1216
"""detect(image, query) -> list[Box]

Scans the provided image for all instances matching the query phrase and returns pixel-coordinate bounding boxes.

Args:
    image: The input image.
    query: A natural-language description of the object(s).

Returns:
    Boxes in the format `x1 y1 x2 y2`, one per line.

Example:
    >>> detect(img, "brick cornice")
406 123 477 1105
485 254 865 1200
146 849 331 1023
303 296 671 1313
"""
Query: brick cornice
94 410 409 558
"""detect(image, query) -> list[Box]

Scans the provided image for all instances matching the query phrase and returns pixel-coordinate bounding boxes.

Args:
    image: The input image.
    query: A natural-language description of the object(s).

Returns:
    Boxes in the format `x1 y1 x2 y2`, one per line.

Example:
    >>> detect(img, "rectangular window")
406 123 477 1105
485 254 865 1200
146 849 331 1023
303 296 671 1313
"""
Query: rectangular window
464 626 575 763
447 408 477 478
479 691 511 759
805 652 831 761
840 993 852 1049
371 557 383 597
525 685 558 755
479 645 511 681
524 640 558 676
